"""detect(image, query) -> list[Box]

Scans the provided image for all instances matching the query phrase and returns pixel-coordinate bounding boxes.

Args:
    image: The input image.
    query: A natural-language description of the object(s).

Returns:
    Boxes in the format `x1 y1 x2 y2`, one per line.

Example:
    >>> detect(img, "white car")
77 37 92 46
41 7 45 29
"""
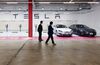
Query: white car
53 24 73 37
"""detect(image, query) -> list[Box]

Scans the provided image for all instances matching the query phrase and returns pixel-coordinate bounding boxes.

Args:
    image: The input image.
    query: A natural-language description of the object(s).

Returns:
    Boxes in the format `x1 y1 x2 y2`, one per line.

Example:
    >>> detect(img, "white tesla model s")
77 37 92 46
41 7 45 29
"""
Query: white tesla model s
53 24 73 37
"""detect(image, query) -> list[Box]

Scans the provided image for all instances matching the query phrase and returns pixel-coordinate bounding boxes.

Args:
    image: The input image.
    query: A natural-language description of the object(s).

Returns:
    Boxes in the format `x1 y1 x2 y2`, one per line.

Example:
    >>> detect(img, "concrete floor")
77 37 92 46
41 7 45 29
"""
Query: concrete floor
0 39 100 65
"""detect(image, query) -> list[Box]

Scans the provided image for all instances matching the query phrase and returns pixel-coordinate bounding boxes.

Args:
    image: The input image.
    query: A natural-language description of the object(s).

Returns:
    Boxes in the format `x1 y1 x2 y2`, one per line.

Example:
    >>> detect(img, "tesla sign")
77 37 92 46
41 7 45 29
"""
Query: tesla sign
34 13 61 19
20 13 61 19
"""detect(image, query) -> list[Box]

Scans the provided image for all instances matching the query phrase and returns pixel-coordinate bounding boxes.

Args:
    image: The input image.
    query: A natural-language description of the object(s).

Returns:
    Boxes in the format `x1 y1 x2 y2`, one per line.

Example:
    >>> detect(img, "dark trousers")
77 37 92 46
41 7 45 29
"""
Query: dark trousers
38 32 42 41
46 34 54 44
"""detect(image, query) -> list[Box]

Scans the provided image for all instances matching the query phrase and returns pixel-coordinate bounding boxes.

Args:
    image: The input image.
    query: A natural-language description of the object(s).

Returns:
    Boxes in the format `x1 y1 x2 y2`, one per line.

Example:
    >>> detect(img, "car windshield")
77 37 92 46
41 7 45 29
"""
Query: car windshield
56 25 67 28
76 25 89 28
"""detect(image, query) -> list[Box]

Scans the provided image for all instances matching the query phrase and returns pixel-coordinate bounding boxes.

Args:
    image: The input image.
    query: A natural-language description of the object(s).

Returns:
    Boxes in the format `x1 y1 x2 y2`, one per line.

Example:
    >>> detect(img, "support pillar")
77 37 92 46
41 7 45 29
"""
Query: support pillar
28 0 33 37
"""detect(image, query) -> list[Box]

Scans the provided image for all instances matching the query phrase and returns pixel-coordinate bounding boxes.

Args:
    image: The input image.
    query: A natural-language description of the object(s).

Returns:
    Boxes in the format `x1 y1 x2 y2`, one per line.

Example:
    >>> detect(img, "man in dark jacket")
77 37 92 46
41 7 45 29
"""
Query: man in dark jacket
45 21 56 45
38 21 43 42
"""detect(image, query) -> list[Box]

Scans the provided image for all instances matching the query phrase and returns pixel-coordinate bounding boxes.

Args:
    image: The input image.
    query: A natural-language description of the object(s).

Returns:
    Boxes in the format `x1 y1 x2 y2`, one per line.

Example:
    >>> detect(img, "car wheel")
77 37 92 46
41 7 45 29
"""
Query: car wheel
54 30 57 35
70 34 72 37
91 35 95 37
57 35 61 37
80 33 84 36
77 31 81 36
72 29 76 34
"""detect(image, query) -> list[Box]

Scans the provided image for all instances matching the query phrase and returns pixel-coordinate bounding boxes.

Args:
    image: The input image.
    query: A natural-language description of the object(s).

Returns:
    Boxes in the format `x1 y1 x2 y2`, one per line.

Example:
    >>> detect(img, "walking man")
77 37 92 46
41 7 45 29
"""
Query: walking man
38 21 43 42
45 21 56 45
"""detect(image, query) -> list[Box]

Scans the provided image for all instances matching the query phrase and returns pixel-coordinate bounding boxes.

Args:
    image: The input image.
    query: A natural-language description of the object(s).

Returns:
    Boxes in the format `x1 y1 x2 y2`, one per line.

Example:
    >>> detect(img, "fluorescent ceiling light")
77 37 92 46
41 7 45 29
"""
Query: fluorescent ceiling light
63 2 75 4
88 2 100 4
6 2 18 4
38 2 50 4
63 2 100 4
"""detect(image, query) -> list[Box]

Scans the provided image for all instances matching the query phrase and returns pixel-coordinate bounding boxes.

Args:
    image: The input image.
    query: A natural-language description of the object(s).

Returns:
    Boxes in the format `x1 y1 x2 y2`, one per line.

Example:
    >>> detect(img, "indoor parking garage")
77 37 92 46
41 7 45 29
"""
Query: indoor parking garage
0 0 100 65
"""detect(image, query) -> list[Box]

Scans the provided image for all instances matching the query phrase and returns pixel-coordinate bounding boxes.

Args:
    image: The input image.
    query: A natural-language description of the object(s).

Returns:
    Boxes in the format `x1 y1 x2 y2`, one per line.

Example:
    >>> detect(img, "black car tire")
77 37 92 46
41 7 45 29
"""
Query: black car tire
91 35 95 37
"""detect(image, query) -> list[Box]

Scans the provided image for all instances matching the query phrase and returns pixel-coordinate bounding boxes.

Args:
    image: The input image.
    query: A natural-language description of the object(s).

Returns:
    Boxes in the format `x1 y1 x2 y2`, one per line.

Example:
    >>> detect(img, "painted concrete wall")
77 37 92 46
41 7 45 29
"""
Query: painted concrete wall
73 5 100 35
0 12 28 32
0 4 100 36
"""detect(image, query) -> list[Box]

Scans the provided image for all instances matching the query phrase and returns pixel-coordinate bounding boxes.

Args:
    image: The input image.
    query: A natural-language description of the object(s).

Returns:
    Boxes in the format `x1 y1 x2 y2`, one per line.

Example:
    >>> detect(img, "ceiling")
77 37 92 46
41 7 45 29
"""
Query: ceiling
0 0 99 2
34 0 100 2
0 0 28 2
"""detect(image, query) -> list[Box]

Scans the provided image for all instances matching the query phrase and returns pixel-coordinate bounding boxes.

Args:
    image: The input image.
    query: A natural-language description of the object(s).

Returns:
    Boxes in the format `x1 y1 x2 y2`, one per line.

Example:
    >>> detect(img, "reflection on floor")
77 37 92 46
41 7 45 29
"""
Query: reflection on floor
0 39 100 65
0 36 100 40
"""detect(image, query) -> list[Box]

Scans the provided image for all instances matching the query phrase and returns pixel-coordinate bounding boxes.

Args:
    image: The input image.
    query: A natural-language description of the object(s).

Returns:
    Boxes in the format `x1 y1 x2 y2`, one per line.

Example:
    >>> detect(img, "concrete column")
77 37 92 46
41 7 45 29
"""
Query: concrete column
28 0 33 37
